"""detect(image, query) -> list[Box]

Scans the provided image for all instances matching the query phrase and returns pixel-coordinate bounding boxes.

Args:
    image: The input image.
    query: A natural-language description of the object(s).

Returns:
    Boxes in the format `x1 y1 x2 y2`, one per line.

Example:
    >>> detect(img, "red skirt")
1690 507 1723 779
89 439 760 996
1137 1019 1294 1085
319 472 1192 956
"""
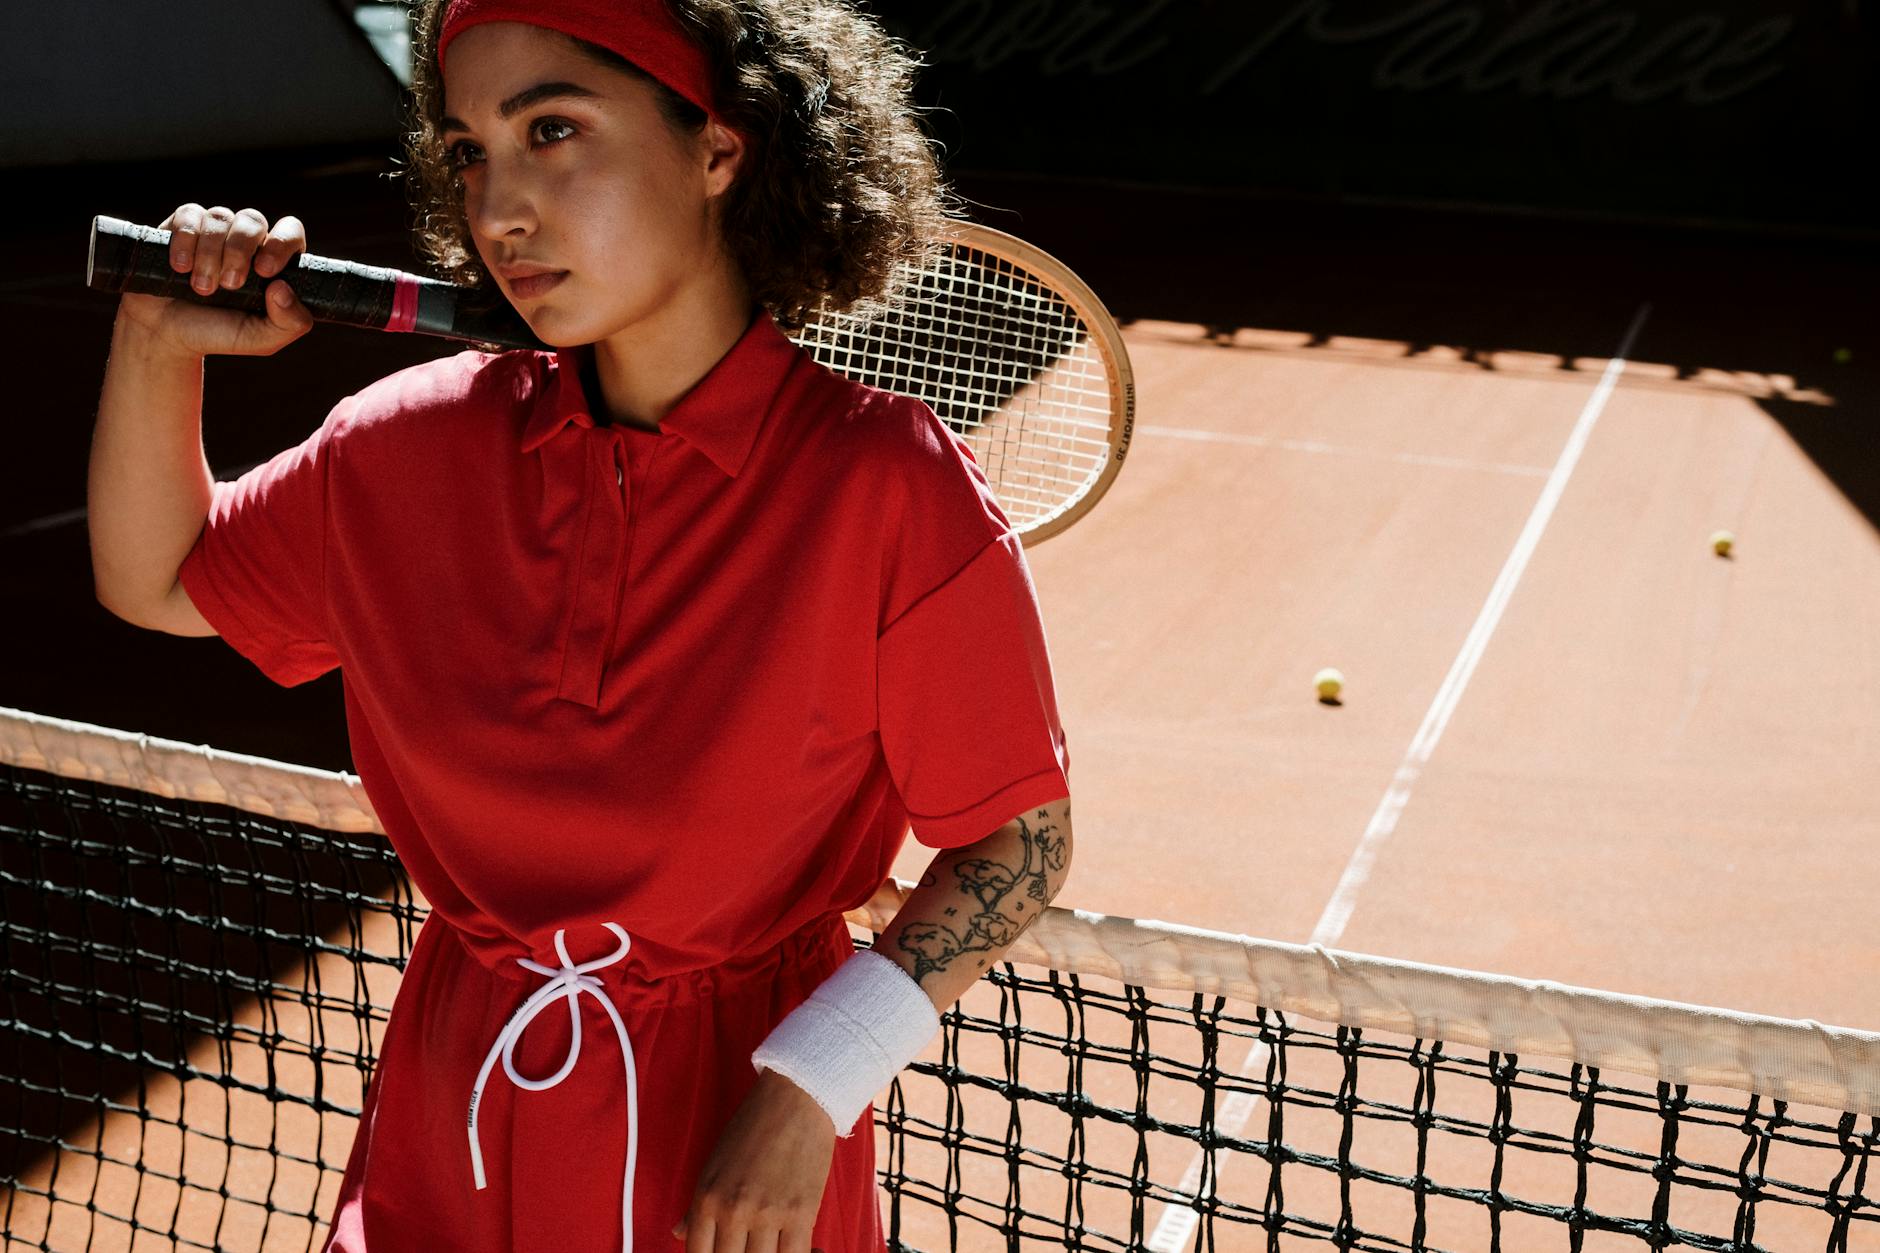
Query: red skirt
322 910 884 1252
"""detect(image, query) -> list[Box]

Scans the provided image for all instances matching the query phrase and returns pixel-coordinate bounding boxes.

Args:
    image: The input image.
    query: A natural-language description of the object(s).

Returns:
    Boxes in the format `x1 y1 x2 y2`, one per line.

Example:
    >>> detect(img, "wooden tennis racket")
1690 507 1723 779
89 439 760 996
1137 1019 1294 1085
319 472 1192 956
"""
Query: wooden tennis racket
87 215 1133 544
792 221 1134 546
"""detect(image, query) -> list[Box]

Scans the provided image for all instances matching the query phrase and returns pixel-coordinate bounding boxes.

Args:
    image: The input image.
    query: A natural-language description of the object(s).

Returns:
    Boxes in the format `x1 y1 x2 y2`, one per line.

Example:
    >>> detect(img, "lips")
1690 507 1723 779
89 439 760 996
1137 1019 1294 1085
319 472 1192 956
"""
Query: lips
506 270 568 300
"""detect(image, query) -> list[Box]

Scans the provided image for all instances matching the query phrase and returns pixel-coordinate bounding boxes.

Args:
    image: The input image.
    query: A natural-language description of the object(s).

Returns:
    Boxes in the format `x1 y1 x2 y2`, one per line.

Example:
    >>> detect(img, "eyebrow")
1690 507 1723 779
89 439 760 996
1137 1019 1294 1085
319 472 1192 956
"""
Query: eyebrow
440 81 603 137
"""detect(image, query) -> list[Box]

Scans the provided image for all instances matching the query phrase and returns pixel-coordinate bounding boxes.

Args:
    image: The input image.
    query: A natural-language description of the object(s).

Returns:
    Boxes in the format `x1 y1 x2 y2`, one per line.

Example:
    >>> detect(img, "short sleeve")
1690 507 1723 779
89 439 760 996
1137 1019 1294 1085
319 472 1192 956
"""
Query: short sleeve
875 403 1071 848
177 396 350 688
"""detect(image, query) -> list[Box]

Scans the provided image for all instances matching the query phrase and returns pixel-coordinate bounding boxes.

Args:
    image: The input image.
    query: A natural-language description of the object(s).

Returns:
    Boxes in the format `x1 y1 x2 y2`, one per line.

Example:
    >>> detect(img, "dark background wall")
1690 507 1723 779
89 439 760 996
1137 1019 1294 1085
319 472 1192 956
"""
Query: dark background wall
0 0 404 167
868 0 1874 237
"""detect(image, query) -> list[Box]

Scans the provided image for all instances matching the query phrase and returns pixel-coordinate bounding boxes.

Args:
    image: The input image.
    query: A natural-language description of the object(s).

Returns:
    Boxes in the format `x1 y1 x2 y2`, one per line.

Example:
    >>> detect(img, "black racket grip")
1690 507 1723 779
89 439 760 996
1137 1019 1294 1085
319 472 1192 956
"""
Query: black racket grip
86 215 549 352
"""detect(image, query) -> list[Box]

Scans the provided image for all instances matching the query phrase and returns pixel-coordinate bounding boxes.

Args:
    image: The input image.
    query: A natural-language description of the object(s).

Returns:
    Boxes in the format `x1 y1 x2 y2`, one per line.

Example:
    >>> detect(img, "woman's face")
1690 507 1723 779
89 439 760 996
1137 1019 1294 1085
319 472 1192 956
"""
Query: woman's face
440 21 738 345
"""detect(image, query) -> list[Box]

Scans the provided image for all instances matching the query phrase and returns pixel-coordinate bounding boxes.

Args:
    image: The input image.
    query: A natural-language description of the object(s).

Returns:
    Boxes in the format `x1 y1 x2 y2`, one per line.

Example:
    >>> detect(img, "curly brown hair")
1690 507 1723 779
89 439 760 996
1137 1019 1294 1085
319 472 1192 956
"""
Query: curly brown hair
400 0 959 332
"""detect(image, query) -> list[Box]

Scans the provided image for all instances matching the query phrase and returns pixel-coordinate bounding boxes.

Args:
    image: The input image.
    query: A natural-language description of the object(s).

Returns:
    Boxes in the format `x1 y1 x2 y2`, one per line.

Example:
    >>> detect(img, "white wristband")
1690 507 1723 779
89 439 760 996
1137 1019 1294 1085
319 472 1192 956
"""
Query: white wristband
751 948 940 1137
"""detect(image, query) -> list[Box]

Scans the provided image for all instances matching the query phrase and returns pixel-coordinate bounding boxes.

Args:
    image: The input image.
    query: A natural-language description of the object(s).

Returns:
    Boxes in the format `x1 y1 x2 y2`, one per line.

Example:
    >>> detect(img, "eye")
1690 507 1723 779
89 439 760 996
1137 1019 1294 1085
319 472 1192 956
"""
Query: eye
445 118 576 170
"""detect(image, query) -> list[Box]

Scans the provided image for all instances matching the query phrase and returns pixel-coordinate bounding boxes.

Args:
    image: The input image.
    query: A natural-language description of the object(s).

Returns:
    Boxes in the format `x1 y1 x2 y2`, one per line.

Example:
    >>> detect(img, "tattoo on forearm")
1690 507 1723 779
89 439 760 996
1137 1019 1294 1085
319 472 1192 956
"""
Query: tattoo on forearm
897 807 1069 985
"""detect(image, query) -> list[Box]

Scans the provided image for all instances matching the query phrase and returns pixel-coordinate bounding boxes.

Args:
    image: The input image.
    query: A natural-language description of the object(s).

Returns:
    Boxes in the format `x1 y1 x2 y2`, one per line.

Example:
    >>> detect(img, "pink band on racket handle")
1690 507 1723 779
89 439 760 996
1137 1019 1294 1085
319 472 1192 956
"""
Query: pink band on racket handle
85 216 547 352
387 272 421 334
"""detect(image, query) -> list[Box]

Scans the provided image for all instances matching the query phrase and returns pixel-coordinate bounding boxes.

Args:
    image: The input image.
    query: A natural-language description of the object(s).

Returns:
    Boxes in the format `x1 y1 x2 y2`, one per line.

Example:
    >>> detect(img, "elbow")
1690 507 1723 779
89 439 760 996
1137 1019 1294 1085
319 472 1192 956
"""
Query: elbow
95 574 185 633
94 579 151 629
91 546 154 628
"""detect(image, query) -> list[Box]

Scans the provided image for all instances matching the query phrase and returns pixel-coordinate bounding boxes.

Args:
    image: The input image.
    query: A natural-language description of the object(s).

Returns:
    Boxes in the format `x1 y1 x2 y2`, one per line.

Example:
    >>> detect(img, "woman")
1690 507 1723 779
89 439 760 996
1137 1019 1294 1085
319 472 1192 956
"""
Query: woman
87 1 1074 1249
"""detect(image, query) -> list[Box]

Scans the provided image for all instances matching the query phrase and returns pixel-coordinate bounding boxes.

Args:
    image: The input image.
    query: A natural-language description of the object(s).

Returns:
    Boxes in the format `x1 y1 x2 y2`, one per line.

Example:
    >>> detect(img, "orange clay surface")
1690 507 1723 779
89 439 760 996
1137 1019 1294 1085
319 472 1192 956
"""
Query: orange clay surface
876 312 1880 1250
891 315 1879 1029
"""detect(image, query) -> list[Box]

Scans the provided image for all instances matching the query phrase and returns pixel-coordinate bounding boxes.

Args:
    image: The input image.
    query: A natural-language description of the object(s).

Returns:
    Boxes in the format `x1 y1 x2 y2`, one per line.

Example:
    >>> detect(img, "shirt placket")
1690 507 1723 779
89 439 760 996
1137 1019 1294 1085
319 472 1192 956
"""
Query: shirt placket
556 430 629 708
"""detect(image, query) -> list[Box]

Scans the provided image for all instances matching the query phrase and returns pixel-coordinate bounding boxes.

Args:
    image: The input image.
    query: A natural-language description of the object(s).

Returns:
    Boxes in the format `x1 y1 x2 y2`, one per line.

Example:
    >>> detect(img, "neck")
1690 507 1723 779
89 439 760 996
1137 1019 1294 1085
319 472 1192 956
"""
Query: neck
583 264 756 433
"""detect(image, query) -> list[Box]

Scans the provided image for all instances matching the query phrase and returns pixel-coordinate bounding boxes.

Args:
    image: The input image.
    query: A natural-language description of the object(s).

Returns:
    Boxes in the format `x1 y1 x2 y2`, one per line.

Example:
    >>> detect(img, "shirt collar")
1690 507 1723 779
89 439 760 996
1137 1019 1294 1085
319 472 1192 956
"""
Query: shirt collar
520 306 800 477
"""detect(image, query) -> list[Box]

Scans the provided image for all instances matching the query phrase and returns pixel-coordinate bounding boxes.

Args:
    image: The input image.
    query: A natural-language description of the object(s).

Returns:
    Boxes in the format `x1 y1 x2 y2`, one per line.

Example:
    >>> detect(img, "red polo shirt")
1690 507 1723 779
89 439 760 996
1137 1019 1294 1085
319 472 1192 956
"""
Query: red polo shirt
176 305 1071 1251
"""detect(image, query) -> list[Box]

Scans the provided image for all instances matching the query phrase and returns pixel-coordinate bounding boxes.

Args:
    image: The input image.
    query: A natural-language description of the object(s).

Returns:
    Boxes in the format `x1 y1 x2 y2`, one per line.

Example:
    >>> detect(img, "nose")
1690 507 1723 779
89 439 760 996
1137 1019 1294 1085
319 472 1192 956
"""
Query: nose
465 164 538 247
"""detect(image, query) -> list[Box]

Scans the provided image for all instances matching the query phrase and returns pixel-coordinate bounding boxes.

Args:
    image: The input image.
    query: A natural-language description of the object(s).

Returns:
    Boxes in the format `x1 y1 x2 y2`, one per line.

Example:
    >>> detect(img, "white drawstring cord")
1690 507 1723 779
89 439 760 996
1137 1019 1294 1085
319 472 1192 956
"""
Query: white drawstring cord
468 923 640 1253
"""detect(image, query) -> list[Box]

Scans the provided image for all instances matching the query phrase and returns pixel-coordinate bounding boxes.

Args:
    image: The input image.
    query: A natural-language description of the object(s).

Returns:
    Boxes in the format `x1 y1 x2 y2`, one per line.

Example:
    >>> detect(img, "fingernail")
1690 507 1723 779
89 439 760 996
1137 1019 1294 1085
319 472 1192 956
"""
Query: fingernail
175 250 192 268
270 285 289 305
222 268 242 289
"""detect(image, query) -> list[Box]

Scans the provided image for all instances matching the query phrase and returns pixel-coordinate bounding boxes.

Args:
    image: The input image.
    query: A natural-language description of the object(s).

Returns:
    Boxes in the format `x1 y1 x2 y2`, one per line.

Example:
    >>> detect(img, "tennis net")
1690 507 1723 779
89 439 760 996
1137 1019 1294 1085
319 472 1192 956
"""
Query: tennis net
3 705 1876 1252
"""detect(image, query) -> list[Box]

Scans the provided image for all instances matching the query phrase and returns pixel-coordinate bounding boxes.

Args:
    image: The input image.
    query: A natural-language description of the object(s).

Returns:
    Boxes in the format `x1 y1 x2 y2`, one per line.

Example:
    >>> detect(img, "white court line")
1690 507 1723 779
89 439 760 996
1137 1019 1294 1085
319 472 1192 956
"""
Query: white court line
1145 301 1654 1252
1142 422 1551 478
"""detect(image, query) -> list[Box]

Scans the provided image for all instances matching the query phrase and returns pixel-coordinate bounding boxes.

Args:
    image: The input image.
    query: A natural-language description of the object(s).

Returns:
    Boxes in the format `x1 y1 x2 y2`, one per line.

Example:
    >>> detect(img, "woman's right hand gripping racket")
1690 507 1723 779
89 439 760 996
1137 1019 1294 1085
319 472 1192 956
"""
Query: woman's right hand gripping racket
108 205 317 359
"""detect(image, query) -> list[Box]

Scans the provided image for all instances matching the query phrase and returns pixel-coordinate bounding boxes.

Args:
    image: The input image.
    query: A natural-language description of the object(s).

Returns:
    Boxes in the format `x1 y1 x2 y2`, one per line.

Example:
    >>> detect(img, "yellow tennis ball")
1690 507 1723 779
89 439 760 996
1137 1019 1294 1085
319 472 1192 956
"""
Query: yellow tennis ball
1711 530 1735 557
1314 668 1344 700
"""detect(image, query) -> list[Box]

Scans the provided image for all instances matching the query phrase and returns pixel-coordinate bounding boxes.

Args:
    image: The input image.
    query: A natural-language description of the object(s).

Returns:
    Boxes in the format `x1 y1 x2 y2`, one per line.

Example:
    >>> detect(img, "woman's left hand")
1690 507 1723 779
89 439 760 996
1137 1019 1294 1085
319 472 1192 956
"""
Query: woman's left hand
674 1069 836 1252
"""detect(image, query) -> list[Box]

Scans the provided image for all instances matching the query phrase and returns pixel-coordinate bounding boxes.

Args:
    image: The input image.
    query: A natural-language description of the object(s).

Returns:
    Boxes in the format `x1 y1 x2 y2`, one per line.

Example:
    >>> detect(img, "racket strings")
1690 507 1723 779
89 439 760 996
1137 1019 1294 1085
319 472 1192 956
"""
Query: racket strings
795 241 1118 531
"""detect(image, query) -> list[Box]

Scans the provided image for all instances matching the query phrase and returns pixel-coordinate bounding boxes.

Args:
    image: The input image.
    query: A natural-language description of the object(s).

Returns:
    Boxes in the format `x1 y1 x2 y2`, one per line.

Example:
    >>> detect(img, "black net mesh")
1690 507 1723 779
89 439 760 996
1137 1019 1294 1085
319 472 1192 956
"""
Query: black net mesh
2 761 416 1251
873 963 1878 1252
4 756 1876 1252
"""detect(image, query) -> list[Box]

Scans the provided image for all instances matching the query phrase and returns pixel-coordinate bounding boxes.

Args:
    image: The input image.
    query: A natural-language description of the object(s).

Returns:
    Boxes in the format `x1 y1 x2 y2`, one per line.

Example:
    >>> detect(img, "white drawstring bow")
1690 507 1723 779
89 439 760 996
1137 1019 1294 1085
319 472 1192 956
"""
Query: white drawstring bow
468 923 640 1253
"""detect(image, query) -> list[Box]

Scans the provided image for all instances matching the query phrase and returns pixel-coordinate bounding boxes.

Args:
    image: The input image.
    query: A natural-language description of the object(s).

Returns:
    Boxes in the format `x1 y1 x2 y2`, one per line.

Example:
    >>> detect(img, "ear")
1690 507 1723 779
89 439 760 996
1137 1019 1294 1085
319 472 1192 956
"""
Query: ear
701 117 745 199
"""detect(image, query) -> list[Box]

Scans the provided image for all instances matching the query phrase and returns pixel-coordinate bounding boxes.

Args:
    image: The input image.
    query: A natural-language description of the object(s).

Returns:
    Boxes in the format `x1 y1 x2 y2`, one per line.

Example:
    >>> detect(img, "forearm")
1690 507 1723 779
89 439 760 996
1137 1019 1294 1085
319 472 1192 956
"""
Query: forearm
875 795 1073 1012
88 309 213 623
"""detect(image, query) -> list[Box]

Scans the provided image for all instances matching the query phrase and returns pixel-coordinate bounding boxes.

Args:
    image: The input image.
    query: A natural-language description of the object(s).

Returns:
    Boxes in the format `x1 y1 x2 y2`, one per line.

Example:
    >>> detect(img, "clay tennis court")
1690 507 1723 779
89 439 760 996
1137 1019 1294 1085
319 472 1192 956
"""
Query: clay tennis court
908 247 1878 1029
3 142 1875 1251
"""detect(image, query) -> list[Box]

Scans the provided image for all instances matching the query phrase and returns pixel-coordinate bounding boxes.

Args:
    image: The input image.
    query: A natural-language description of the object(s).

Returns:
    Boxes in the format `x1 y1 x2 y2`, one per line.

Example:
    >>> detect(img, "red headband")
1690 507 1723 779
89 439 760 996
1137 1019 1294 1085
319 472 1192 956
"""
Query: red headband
438 0 719 117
